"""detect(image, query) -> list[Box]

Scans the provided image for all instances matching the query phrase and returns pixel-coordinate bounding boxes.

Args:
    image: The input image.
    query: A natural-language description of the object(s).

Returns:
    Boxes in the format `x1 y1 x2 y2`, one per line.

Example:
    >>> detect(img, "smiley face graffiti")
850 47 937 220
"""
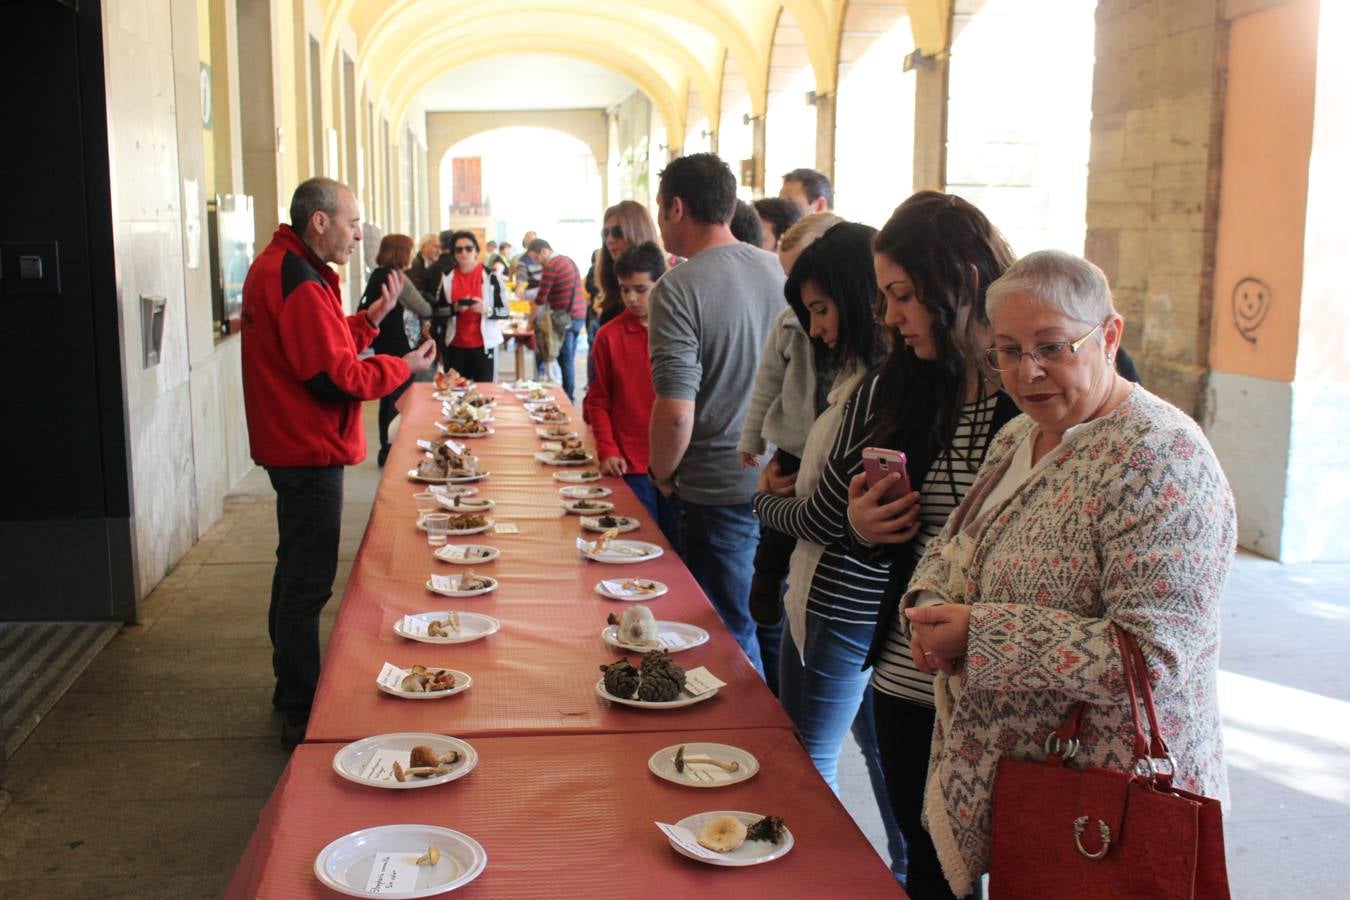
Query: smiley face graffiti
1232 277 1271 344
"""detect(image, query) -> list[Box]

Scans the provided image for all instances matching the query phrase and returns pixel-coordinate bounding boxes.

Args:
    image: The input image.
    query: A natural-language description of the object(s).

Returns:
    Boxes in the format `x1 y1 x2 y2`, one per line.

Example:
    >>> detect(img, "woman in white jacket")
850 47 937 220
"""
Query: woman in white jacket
439 230 510 382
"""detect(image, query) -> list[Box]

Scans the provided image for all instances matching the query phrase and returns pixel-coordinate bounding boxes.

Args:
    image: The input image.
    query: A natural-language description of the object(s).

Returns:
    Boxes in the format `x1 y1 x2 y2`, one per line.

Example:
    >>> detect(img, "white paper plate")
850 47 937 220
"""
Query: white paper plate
601 621 709 653
560 499 614 515
313 823 487 897
553 470 603 484
667 811 793 867
421 486 476 499
425 575 497 597
522 399 557 411
580 515 640 533
529 413 572 425
558 485 612 499
647 743 759 788
594 677 716 709
332 733 479 790
594 578 669 600
580 540 664 564
537 428 580 440
534 450 594 466
418 517 493 536
407 470 489 484
434 417 494 431
433 544 500 565
377 668 472 700
437 427 494 439
394 612 500 644
431 389 468 401
433 496 495 513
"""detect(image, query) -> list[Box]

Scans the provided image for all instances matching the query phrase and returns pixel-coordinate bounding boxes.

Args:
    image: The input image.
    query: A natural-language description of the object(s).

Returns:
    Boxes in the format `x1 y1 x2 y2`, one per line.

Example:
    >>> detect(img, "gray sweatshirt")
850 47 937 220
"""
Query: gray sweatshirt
649 242 785 505
736 306 818 458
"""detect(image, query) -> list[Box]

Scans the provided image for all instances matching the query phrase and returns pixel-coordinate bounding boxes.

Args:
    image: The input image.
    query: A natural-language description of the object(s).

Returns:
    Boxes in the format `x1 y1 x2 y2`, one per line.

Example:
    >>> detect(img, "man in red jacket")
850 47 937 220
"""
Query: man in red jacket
242 176 436 748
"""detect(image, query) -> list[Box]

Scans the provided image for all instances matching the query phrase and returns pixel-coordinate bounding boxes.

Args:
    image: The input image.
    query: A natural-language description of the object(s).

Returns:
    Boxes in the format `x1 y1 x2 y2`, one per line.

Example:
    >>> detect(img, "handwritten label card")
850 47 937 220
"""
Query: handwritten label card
493 522 519 534
417 439 435 451
658 630 689 650
680 760 737 784
400 613 450 637
428 484 449 495
682 667 726 696
377 662 409 690
655 822 725 860
357 748 411 782
541 441 563 451
430 574 459 593
363 852 421 893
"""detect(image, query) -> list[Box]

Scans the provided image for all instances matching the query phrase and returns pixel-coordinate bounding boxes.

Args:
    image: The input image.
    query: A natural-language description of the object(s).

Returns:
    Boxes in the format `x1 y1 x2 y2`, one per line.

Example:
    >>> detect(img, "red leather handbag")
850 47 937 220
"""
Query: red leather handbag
988 627 1230 899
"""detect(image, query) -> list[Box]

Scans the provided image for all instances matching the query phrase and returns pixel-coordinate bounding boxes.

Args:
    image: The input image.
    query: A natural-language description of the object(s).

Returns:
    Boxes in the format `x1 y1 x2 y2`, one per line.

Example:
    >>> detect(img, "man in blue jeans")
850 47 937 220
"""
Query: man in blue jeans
647 154 785 675
526 238 587 401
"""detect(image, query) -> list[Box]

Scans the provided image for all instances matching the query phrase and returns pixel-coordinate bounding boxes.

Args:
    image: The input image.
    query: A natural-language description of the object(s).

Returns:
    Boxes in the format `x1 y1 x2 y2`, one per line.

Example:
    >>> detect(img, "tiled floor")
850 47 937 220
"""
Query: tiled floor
2 395 1347 897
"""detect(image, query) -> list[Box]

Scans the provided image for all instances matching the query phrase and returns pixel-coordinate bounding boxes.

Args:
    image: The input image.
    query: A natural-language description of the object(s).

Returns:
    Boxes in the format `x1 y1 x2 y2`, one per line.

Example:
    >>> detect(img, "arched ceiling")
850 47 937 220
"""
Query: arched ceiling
317 0 851 138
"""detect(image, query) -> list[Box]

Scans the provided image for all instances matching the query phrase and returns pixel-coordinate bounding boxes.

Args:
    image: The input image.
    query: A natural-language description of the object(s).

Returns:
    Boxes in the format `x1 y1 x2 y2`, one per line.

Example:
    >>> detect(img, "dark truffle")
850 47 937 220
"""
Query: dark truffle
746 815 786 844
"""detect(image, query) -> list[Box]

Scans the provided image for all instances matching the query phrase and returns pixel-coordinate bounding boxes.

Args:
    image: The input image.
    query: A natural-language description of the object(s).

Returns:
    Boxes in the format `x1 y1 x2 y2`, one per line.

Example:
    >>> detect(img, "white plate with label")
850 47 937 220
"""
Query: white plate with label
558 485 612 499
601 621 709 653
538 428 580 441
560 499 614 515
418 486 477 500
394 611 500 644
522 399 557 411
435 426 494 439
433 544 500 565
332 733 479 790
425 574 497 597
313 823 487 897
647 742 759 788
377 666 472 700
407 470 489 485
418 516 493 536
594 578 668 600
534 450 594 466
665 811 793 867
594 678 716 709
433 496 495 513
529 413 572 425
580 540 663 564
553 470 603 484
580 515 640 533
435 416 495 431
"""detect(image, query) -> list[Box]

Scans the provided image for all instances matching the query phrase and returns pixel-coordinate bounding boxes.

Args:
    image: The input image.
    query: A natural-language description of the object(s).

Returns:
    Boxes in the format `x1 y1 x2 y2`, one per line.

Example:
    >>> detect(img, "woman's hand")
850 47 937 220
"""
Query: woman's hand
905 604 971 675
757 458 797 496
600 456 628 477
847 473 922 544
740 451 760 469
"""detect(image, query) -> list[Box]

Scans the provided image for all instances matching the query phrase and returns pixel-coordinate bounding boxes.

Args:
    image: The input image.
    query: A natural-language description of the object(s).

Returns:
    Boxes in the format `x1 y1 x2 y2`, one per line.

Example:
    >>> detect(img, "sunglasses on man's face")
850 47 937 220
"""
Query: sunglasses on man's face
454 245 476 254
600 226 623 241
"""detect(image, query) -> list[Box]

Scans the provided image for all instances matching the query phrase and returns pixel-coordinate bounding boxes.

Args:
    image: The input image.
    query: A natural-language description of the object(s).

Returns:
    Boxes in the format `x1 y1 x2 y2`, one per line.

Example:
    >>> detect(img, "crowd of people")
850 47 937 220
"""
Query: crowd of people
240 154 1237 898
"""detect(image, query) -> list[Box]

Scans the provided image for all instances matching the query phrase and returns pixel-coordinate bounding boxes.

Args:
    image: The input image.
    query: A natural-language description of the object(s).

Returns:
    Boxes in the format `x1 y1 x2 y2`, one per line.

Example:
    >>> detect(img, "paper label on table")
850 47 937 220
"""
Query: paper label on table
656 822 725 860
377 662 409 689
682 667 726 696
357 748 412 782
363 852 421 893
657 630 689 649
680 761 737 784
399 613 451 637
493 522 519 534
430 573 459 592
445 439 466 456
428 484 449 495
541 441 563 451
417 439 434 451
577 537 595 553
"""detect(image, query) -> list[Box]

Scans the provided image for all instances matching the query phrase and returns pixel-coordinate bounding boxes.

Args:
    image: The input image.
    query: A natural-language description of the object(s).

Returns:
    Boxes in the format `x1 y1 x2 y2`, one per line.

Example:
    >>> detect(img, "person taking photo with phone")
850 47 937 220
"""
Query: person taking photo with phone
438 230 510 382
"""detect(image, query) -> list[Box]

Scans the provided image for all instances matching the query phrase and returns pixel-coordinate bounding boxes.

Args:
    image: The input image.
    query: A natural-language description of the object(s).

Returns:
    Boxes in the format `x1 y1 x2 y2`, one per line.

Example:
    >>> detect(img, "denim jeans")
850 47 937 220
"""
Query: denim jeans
677 498 764 673
557 315 585 401
265 465 344 724
781 617 908 878
623 474 683 556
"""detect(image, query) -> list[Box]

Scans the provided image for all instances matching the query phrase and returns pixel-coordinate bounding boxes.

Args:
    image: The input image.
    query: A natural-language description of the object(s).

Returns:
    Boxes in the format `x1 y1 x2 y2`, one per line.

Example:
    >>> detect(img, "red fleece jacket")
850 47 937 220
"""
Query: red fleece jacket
242 226 410 467
582 309 653 472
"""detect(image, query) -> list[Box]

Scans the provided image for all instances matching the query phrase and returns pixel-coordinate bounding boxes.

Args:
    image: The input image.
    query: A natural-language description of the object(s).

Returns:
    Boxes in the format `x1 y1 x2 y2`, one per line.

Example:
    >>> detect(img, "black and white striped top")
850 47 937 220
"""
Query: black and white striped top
871 393 1001 705
754 375 891 625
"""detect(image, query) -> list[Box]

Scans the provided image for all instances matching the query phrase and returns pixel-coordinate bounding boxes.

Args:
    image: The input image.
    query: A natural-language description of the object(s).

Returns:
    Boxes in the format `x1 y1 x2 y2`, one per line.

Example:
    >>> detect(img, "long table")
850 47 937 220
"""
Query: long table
229 382 904 897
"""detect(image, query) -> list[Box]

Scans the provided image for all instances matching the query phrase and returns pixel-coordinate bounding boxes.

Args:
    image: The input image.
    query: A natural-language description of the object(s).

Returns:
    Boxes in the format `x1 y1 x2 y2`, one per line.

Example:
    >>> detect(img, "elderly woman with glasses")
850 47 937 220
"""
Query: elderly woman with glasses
438 230 510 382
895 250 1235 897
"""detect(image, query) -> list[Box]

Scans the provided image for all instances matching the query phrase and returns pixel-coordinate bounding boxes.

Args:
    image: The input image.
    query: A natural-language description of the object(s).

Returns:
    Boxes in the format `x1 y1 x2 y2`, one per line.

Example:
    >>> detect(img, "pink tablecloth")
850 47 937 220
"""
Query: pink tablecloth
305 383 792 742
226 728 904 898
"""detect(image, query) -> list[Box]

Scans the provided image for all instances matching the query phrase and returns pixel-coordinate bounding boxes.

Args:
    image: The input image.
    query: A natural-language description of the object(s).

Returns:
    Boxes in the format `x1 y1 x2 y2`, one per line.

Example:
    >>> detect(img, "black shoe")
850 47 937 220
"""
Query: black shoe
281 718 308 751
377 445 391 468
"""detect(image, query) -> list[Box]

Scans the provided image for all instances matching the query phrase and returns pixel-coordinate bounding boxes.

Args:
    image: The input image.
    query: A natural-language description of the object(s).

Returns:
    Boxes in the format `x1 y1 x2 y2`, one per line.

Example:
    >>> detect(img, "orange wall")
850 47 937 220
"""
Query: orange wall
1209 0 1319 382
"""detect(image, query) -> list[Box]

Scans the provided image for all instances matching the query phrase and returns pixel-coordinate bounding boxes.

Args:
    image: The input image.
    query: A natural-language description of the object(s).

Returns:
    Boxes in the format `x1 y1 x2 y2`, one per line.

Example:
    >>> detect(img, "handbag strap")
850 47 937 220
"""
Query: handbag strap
1115 624 1176 786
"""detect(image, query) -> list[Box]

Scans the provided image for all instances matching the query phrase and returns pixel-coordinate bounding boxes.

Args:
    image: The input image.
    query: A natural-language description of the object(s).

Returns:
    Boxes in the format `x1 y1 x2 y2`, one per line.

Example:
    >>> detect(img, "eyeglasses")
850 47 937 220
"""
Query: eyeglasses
454 245 476 254
984 324 1101 372
600 226 624 240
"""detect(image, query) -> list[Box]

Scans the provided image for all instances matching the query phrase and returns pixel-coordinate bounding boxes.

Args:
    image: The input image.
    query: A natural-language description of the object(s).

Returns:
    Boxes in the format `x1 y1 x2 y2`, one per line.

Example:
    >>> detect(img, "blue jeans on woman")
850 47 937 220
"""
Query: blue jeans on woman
780 614 907 879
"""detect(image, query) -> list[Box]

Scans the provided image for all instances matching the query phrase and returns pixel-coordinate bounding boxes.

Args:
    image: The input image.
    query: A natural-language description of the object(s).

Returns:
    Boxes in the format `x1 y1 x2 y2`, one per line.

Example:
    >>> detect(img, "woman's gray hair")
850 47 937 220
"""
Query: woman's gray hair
289 177 344 235
986 249 1117 325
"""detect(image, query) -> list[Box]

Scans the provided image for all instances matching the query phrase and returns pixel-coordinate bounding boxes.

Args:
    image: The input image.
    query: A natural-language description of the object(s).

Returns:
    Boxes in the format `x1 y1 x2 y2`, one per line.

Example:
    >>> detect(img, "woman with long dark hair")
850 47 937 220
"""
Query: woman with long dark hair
437 230 510 382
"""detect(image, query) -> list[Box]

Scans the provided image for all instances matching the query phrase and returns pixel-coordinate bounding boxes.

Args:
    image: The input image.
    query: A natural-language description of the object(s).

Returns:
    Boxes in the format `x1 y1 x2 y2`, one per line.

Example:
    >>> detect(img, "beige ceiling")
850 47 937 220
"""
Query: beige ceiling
315 0 952 139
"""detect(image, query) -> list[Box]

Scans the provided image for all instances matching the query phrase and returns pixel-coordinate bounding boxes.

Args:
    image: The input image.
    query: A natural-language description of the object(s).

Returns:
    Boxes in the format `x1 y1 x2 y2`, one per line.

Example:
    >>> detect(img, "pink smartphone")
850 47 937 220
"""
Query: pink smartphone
862 448 911 503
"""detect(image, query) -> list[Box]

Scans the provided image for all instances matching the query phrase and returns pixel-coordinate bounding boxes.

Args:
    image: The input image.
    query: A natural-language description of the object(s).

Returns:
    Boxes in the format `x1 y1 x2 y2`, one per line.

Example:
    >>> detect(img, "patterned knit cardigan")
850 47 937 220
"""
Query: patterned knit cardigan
901 387 1236 896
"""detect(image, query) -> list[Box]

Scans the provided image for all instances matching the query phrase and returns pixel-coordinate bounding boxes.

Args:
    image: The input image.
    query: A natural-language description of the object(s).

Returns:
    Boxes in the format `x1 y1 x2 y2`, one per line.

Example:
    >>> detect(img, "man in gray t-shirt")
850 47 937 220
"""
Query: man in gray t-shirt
648 153 784 674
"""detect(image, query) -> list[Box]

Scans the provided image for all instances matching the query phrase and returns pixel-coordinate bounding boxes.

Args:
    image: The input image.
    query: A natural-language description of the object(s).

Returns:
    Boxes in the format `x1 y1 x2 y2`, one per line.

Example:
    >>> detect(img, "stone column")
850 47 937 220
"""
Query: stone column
911 56 949 191
751 115 766 197
813 92 836 183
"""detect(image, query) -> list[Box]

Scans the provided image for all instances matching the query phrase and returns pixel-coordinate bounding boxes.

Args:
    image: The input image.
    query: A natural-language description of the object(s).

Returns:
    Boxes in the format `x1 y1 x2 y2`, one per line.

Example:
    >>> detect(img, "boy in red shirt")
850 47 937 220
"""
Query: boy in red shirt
583 243 680 550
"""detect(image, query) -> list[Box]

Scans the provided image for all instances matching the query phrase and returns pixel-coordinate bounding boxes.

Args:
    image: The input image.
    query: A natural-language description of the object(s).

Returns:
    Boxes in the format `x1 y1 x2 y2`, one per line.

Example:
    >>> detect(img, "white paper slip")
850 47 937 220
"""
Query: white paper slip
493 522 519 534
681 761 737 784
363 851 421 893
357 748 412 782
541 440 563 451
658 630 689 649
445 439 466 455
430 574 458 592
576 537 590 551
428 484 449 495
400 613 451 637
656 822 723 860
417 439 435 451
377 662 408 690
682 667 727 696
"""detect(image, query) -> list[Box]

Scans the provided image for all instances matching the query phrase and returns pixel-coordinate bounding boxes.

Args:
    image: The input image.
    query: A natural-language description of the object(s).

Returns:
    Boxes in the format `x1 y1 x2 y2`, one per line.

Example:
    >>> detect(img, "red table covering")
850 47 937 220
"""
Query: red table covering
305 383 793 742
226 728 904 898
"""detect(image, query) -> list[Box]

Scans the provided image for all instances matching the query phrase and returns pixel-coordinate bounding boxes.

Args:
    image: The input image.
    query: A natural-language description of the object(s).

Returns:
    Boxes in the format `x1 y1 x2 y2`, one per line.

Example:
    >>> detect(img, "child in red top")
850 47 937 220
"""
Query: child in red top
582 243 680 550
